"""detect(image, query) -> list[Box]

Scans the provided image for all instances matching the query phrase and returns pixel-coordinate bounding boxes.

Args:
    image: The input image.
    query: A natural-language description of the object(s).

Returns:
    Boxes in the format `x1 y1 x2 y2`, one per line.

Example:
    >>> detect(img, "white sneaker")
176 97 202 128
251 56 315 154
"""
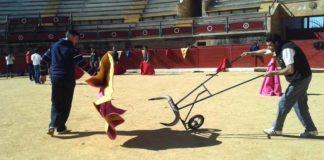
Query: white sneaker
300 130 318 138
263 128 282 136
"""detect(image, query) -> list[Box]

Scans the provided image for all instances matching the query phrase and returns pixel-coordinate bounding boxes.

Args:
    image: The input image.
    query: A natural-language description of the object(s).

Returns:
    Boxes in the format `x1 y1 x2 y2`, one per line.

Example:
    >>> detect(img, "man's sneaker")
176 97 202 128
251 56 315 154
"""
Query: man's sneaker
263 128 282 136
57 129 71 135
300 130 318 138
47 127 55 137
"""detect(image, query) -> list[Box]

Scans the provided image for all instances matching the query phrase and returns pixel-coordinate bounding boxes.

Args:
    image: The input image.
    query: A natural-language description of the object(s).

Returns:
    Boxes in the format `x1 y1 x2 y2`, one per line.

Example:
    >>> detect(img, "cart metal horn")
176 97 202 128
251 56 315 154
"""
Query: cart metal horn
149 56 264 130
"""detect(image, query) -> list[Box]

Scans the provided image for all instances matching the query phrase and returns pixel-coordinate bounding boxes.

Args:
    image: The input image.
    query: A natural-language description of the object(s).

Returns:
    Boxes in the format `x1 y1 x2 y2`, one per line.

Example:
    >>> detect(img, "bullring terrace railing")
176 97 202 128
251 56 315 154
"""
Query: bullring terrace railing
0 12 268 43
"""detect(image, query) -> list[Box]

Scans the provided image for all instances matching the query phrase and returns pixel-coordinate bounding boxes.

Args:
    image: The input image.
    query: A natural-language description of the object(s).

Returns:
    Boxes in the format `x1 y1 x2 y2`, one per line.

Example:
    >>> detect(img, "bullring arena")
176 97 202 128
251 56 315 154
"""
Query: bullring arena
1 72 324 160
1 0 324 160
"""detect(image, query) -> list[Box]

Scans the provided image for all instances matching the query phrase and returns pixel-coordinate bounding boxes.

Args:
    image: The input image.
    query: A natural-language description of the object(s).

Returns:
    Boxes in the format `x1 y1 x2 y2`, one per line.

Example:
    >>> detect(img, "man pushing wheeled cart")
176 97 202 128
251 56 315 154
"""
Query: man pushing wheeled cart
242 34 318 138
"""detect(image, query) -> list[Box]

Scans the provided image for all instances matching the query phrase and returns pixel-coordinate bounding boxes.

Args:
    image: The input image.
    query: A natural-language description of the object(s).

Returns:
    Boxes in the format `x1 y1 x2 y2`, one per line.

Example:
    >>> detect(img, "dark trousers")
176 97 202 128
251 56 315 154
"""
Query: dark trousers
273 76 317 132
33 65 40 83
6 64 13 78
49 76 75 132
27 63 34 81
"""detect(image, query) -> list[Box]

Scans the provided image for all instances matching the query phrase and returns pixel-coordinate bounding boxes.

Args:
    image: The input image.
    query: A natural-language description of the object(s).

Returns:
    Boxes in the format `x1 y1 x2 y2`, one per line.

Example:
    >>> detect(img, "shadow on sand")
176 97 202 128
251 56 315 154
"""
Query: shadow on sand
53 131 106 139
54 128 222 150
52 129 324 148
118 128 222 150
219 132 324 141
307 93 323 96
282 134 324 140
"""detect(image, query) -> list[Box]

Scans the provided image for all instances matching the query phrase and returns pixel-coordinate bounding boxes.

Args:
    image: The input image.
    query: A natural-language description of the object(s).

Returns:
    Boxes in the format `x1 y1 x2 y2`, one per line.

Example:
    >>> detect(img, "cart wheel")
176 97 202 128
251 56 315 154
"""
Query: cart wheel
187 115 204 130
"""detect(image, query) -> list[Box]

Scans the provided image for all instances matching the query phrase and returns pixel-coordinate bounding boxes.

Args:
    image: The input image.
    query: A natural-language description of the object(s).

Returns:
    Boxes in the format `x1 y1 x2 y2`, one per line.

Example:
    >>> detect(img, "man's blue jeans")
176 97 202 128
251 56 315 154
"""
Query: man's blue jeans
273 76 317 132
33 65 40 83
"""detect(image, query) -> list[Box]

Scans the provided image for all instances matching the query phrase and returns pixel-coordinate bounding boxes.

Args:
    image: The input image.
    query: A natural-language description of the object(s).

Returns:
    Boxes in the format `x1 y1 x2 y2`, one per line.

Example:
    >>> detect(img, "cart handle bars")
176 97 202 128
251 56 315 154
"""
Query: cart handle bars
148 56 243 127
149 74 264 127
176 56 242 106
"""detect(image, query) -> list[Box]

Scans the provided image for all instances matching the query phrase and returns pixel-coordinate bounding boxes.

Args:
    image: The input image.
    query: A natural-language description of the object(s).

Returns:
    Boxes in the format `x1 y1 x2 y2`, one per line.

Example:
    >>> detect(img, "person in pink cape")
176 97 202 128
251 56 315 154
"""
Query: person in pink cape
110 46 126 75
259 57 282 96
216 58 229 73
242 43 282 96
140 45 155 75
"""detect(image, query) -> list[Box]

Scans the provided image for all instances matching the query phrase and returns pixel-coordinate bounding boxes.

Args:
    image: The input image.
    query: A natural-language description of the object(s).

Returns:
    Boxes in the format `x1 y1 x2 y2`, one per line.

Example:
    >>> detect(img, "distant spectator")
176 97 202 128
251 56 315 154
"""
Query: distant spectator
111 46 119 64
31 48 42 84
90 48 99 71
125 46 132 58
143 45 150 63
250 41 264 64
25 48 34 81
249 41 260 52
187 43 196 49
111 46 126 75
5 53 15 78
42 49 51 80
140 45 155 75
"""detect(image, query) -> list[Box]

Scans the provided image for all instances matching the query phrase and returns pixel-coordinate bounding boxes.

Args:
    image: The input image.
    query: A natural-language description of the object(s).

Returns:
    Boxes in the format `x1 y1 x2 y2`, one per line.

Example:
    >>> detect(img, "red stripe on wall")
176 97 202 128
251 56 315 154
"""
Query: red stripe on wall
162 27 192 35
79 32 98 40
8 32 65 42
99 31 129 39
41 16 70 24
36 32 65 41
229 21 264 31
9 18 39 25
132 29 159 37
195 24 226 33
8 33 35 42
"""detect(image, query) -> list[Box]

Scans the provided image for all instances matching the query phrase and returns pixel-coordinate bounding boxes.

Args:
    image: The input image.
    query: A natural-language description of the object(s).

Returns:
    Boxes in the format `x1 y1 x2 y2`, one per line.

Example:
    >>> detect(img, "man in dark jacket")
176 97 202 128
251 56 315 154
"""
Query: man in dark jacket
40 30 96 136
242 34 318 137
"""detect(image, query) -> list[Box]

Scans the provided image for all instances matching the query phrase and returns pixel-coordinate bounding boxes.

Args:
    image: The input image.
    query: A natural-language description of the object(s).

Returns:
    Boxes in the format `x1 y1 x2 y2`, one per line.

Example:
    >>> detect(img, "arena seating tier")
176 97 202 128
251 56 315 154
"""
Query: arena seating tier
206 0 265 16
0 0 148 23
141 0 179 20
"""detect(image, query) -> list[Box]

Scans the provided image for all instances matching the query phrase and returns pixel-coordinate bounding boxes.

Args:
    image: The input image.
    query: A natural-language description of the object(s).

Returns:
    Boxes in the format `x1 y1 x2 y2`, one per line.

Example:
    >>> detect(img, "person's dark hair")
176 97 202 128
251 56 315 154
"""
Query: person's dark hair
34 48 39 53
266 34 282 44
65 30 80 38
90 48 96 53
143 45 148 49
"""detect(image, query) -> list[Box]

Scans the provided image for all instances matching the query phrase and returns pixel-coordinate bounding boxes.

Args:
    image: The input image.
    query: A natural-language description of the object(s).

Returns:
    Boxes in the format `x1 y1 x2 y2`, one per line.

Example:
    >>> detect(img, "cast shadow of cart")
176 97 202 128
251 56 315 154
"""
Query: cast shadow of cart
282 134 324 140
118 128 222 151
307 93 323 96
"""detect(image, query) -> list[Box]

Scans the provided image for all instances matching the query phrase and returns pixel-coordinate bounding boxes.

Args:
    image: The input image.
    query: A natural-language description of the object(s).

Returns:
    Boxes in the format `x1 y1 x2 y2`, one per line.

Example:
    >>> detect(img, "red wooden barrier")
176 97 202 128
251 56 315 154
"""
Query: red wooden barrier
1 40 323 74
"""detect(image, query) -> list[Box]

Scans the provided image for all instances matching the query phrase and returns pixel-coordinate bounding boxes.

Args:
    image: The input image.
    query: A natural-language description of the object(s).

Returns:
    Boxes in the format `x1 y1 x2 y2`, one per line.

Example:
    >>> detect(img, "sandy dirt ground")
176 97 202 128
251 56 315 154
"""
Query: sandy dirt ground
0 72 324 160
